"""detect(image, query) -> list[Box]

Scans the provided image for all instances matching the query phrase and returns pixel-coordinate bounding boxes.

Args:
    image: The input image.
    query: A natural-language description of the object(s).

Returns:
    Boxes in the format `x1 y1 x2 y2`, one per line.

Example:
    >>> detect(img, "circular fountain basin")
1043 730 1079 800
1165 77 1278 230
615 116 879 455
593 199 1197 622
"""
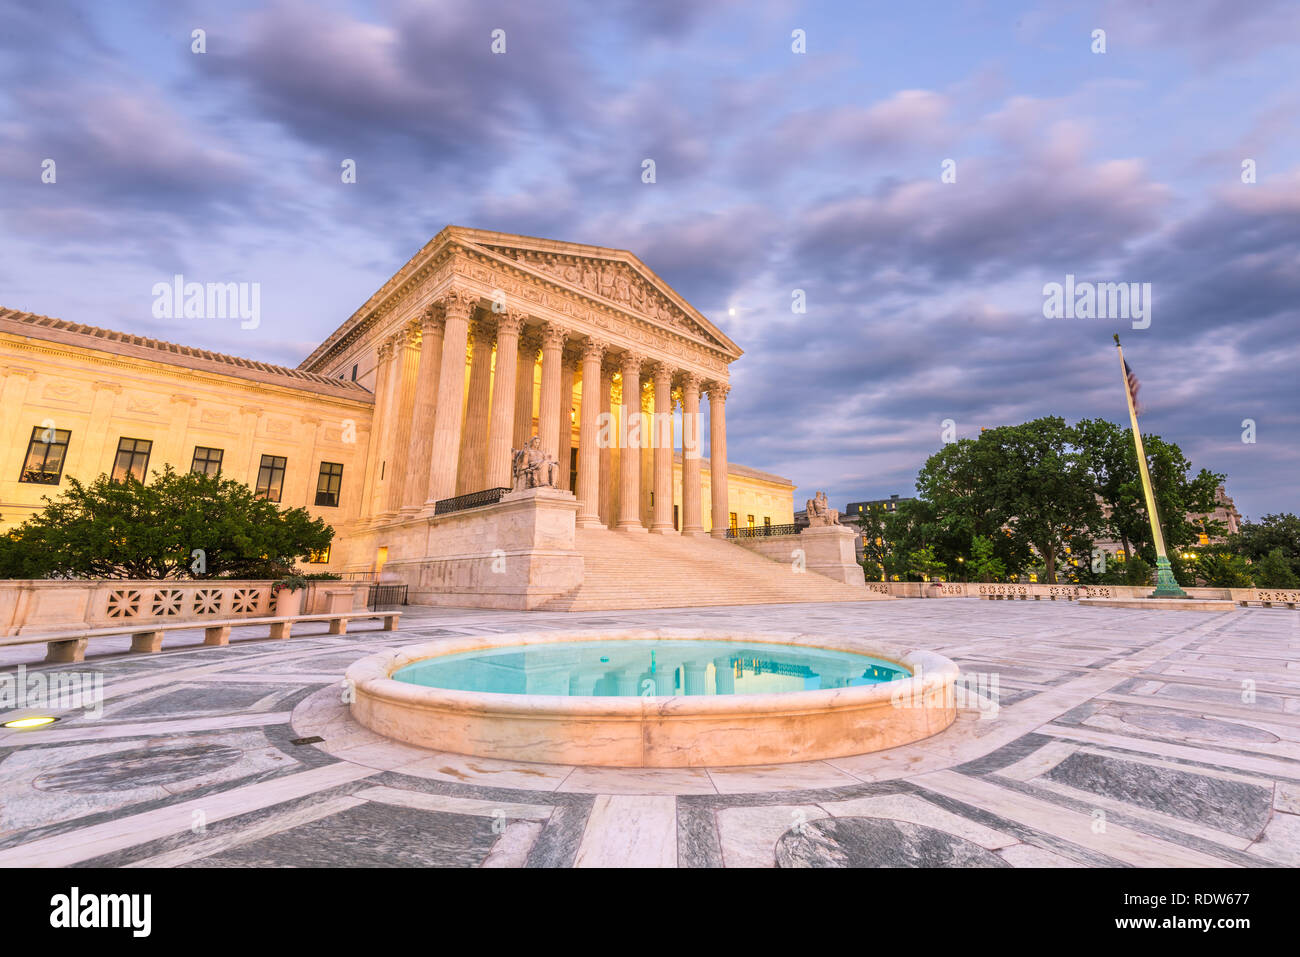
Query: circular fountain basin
346 629 959 768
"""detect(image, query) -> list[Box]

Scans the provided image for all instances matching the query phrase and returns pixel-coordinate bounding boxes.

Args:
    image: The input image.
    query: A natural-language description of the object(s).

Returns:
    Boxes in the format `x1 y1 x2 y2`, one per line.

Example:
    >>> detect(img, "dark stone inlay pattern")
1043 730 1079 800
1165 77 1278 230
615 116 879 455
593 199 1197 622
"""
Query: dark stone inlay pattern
1043 751 1272 838
526 802 594 868
33 743 245 793
677 801 723 868
110 683 301 718
1096 704 1280 744
183 803 497 868
775 817 1010 868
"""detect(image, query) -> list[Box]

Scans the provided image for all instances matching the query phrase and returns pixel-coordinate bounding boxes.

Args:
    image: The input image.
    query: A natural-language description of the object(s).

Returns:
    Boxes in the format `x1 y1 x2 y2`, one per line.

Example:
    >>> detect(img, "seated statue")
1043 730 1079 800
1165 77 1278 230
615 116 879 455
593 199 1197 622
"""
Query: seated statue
805 490 840 526
511 435 560 491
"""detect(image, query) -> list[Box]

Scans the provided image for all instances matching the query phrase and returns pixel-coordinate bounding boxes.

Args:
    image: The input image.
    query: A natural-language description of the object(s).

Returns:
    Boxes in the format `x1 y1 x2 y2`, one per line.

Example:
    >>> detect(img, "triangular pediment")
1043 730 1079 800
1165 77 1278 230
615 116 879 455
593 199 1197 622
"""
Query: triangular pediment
452 229 740 357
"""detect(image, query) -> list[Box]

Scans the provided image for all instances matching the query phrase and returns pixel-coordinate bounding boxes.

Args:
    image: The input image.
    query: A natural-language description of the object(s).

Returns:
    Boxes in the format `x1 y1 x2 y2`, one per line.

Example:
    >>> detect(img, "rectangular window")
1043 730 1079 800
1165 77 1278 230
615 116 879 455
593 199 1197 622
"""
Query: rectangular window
674 504 680 530
351 364 358 381
764 516 771 527
729 511 738 530
256 454 287 503
315 461 343 507
111 437 152 483
20 426 71 485
747 514 755 529
191 446 224 476
308 546 331 564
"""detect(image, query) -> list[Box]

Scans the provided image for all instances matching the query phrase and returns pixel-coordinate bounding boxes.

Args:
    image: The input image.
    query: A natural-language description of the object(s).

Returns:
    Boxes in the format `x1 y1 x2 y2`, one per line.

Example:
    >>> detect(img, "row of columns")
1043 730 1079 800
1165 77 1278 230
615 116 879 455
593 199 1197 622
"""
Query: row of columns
364 288 732 535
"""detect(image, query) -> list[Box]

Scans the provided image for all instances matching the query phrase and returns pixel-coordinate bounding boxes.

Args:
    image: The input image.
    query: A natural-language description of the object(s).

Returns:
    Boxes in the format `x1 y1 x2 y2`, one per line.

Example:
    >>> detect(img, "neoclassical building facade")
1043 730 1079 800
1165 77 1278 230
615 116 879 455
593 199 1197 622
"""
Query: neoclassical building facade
0 228 797 597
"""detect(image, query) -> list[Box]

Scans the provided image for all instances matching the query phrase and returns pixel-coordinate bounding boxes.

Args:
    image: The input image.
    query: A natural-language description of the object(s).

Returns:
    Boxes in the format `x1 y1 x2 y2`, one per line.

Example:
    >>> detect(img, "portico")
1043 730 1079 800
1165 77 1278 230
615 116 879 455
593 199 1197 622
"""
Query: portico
307 228 742 540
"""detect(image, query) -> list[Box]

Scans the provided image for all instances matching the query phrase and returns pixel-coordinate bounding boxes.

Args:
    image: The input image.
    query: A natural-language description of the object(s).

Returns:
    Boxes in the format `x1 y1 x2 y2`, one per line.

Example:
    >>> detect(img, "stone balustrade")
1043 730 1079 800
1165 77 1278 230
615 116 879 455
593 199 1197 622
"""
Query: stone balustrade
861 580 1298 607
0 579 371 636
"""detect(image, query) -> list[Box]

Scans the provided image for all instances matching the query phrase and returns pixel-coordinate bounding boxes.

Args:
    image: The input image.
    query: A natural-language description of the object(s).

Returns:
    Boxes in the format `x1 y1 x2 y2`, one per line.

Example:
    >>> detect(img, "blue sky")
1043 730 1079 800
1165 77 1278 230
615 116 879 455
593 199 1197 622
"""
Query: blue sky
2 0 1297 518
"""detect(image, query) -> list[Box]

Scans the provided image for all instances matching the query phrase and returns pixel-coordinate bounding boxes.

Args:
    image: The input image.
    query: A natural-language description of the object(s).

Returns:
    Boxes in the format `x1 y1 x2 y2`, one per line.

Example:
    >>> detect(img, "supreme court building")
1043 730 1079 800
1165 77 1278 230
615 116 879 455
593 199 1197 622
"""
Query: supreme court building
1 228 811 608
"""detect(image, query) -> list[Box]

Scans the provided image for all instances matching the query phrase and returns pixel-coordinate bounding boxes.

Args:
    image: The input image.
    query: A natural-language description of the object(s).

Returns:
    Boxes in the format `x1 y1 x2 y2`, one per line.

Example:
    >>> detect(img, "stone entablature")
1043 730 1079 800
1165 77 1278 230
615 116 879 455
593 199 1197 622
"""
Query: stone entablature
300 227 740 385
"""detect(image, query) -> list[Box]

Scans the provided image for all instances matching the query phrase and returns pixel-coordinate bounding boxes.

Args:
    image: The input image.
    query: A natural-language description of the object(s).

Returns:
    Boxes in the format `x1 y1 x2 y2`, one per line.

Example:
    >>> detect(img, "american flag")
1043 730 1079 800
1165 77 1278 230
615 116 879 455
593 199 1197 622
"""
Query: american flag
1124 359 1142 413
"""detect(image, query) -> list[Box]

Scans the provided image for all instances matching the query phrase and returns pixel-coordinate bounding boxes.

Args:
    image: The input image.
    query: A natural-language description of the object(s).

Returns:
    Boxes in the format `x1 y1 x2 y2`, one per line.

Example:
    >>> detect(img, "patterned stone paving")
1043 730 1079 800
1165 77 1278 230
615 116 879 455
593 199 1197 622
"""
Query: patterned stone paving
0 601 1297 868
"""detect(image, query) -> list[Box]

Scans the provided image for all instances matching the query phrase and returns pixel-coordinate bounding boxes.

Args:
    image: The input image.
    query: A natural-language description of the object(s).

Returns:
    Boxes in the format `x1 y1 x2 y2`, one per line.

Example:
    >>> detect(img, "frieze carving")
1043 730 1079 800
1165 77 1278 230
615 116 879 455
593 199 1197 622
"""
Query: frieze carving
41 382 80 402
125 396 161 416
456 258 731 376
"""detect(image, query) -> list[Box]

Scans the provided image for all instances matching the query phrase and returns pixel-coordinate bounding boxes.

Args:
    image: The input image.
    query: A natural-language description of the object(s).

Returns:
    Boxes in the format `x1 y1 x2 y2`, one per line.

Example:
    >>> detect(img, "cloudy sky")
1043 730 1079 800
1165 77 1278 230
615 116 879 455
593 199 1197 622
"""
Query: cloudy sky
2 0 1297 518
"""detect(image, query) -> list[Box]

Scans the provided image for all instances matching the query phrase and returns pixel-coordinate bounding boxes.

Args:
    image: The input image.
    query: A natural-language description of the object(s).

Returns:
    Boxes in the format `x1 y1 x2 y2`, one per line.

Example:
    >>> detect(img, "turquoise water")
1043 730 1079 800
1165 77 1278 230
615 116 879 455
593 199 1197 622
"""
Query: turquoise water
392 639 910 697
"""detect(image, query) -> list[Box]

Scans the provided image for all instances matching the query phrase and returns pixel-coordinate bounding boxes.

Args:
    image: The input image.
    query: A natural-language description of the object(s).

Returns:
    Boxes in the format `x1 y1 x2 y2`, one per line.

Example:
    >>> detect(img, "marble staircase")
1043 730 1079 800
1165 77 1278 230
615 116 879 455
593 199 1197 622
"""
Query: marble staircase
537 527 891 611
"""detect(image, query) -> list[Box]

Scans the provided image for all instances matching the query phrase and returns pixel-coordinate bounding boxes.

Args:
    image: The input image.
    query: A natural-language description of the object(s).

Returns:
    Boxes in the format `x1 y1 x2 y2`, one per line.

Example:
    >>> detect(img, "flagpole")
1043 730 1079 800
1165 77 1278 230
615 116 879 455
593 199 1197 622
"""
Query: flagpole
1114 334 1186 598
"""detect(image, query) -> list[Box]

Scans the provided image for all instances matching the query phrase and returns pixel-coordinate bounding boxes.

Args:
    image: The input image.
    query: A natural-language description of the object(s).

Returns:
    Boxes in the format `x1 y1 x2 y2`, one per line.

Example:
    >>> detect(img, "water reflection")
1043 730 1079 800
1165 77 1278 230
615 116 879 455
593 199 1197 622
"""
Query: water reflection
395 639 910 697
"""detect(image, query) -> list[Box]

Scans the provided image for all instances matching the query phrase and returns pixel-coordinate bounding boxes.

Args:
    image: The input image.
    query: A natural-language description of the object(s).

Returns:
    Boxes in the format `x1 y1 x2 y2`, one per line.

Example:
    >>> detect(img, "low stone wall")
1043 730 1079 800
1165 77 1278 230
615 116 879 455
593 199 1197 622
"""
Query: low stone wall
862 580 1298 606
731 526 866 587
0 579 369 636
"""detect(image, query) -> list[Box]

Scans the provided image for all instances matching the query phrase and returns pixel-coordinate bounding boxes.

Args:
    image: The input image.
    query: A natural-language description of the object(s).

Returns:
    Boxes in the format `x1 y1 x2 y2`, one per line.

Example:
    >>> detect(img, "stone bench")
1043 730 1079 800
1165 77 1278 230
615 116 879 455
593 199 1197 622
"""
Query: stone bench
0 611 403 663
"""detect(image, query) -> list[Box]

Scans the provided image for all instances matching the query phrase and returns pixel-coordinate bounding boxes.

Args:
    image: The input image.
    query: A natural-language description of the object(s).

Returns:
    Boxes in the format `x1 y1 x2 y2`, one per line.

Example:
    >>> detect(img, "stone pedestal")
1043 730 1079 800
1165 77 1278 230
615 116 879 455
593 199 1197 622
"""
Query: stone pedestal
324 588 354 613
386 486 583 610
798 525 866 587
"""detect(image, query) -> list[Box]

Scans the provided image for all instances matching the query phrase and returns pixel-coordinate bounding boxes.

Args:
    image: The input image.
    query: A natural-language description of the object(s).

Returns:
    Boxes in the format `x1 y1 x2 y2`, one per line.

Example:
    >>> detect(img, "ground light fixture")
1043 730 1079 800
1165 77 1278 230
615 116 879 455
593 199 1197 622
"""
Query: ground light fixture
2 716 59 729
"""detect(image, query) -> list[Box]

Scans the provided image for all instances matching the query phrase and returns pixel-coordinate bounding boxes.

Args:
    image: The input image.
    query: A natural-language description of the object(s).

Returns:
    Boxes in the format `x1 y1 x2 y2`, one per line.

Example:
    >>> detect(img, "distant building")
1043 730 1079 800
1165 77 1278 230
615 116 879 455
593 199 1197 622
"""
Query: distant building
1093 484 1242 566
844 494 915 518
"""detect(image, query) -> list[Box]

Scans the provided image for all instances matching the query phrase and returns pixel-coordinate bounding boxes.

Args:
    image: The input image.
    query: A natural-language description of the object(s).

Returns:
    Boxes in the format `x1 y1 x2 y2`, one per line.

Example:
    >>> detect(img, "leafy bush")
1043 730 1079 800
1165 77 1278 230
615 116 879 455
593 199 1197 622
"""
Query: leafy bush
1254 548 1299 589
0 466 333 580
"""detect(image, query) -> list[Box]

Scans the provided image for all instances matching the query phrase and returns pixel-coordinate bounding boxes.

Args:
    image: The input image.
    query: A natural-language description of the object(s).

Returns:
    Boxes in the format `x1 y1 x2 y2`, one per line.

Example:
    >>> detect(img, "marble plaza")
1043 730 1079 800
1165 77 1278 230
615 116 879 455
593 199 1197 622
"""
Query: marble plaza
1 600 1295 868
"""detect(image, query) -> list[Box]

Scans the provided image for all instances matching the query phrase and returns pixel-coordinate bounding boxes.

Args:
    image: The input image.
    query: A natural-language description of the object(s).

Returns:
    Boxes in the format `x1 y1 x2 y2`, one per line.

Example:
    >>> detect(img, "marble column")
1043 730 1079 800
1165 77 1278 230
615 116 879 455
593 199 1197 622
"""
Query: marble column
557 355 576 491
598 362 614 526
457 318 494 495
384 323 421 514
369 335 398 517
485 310 524 489
616 351 646 531
425 289 475 505
402 306 444 511
707 382 731 537
574 338 605 527
512 331 538 449
536 323 565 460
649 362 675 533
679 372 705 536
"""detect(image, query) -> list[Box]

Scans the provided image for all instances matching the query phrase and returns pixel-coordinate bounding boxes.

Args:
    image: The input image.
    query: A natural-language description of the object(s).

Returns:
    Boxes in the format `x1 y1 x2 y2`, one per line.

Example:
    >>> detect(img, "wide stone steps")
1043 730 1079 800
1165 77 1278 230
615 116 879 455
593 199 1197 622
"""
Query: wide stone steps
536 528 890 611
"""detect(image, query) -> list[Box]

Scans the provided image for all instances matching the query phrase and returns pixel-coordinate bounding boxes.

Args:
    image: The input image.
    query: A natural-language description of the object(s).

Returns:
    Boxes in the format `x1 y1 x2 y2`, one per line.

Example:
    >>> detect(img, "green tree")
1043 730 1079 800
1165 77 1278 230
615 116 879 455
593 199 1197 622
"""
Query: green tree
912 439 1030 579
1194 551 1254 588
906 544 947 582
969 534 1006 583
0 466 333 580
979 418 1102 584
1075 417 1223 565
1254 548 1300 589
853 505 891 582
1124 555 1153 587
1230 514 1300 582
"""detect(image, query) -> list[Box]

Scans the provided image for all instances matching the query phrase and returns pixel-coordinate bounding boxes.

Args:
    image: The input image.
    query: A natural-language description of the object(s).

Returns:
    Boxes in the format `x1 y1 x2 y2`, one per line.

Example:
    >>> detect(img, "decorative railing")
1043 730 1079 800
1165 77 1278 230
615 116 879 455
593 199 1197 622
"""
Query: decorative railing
726 523 801 539
0 579 372 637
433 487 511 516
367 584 409 610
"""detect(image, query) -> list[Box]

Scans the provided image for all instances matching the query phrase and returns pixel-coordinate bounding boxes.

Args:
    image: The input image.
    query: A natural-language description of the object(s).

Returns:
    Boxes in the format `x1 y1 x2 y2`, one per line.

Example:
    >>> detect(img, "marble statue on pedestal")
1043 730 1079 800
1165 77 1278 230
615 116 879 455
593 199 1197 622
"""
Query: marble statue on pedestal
805 490 840 526
511 435 559 491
